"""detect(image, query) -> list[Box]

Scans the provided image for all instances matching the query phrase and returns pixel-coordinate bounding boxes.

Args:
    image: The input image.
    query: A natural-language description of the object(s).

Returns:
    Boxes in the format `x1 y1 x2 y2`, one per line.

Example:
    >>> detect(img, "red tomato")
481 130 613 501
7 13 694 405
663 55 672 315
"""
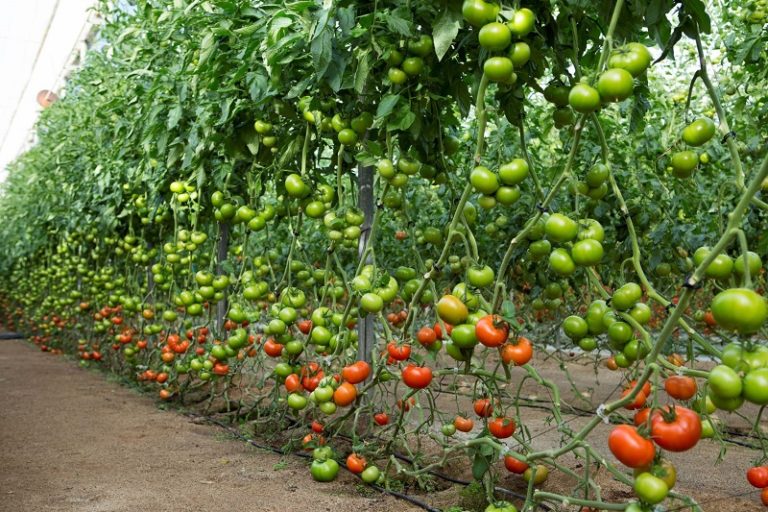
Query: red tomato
649 406 701 452
501 337 533 365
504 454 529 474
285 374 302 392
488 416 516 439
311 421 324 433
387 342 412 361
634 407 651 426
664 375 697 400
454 415 474 432
346 453 366 474
342 361 371 384
621 388 647 410
608 425 656 468
333 382 357 406
433 321 453 339
374 413 389 426
747 466 768 488
474 398 494 417
417 326 438 346
402 364 433 389
475 315 509 347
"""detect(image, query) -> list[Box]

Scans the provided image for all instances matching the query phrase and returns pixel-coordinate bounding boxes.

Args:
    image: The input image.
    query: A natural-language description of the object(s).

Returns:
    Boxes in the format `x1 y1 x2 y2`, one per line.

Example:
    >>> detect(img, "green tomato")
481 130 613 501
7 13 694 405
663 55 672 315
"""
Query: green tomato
451 323 478 349
499 159 529 185
360 293 384 313
743 368 768 405
311 459 340 482
608 43 651 77
287 393 308 410
670 151 698 178
388 67 407 85
586 300 609 334
568 83 601 113
571 239 603 266
608 321 633 347
634 472 669 505
704 254 733 279
470 166 500 195
544 213 578 243
478 22 511 51
612 283 642 311
596 68 634 102
549 248 575 276
529 239 552 260
408 35 433 57
361 465 381 484
285 173 309 198
507 7 535 37
711 288 767 333
708 364 742 398
483 57 515 83
495 186 521 205
467 265 494 288
562 315 588 340
682 118 716 147
462 0 499 27
441 423 457 436
402 57 424 76
543 83 570 106
629 303 652 325
585 163 610 188
734 251 762 277
508 42 531 67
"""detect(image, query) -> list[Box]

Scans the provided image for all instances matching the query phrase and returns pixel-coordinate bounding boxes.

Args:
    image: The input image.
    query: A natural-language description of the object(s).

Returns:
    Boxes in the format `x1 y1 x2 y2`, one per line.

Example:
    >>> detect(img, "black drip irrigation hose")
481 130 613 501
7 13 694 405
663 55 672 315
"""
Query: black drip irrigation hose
0 332 23 339
185 413 442 512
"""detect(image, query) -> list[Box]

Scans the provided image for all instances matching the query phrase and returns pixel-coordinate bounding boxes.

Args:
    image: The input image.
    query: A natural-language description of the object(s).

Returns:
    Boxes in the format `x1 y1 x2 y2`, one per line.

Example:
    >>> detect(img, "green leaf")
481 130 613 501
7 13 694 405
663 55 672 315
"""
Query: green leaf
167 105 182 130
354 50 371 94
376 94 401 119
433 6 461 61
311 28 333 77
385 13 412 37
471 452 490 480
682 0 711 34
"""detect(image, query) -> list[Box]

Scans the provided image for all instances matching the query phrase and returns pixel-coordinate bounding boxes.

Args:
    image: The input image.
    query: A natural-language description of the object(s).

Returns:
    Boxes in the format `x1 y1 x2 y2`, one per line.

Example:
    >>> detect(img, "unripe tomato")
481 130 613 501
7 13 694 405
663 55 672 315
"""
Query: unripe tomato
483 57 515 82
462 0 498 27
478 22 511 51
670 151 698 178
634 472 668 504
507 8 535 37
402 57 424 76
711 288 767 333
596 68 634 102
682 118 716 147
549 248 575 276
568 83 601 113
508 42 531 67
499 159 528 185
470 166 500 194
571 239 603 266
544 213 578 242
608 43 651 76
437 294 469 325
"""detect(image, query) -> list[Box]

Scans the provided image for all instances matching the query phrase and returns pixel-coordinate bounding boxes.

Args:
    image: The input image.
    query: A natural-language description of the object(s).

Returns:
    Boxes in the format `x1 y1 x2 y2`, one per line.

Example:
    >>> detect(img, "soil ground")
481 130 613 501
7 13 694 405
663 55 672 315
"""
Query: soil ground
0 339 414 512
0 338 763 512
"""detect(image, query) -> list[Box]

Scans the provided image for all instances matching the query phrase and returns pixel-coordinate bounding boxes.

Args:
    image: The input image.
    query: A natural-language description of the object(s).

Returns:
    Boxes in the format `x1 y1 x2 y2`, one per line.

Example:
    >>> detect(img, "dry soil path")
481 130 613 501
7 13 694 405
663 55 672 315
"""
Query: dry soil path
0 339 412 512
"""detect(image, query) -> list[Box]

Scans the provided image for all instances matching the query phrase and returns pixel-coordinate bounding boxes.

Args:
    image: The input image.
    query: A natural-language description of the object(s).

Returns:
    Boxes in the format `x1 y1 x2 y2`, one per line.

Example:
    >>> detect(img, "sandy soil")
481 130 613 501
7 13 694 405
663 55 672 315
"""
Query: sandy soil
0 337 764 512
0 339 415 512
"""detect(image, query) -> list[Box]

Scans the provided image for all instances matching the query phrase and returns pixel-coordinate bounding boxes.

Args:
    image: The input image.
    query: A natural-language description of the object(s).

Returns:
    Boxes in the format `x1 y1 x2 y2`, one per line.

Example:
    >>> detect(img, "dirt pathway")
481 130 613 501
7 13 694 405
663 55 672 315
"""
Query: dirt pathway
0 339 412 512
